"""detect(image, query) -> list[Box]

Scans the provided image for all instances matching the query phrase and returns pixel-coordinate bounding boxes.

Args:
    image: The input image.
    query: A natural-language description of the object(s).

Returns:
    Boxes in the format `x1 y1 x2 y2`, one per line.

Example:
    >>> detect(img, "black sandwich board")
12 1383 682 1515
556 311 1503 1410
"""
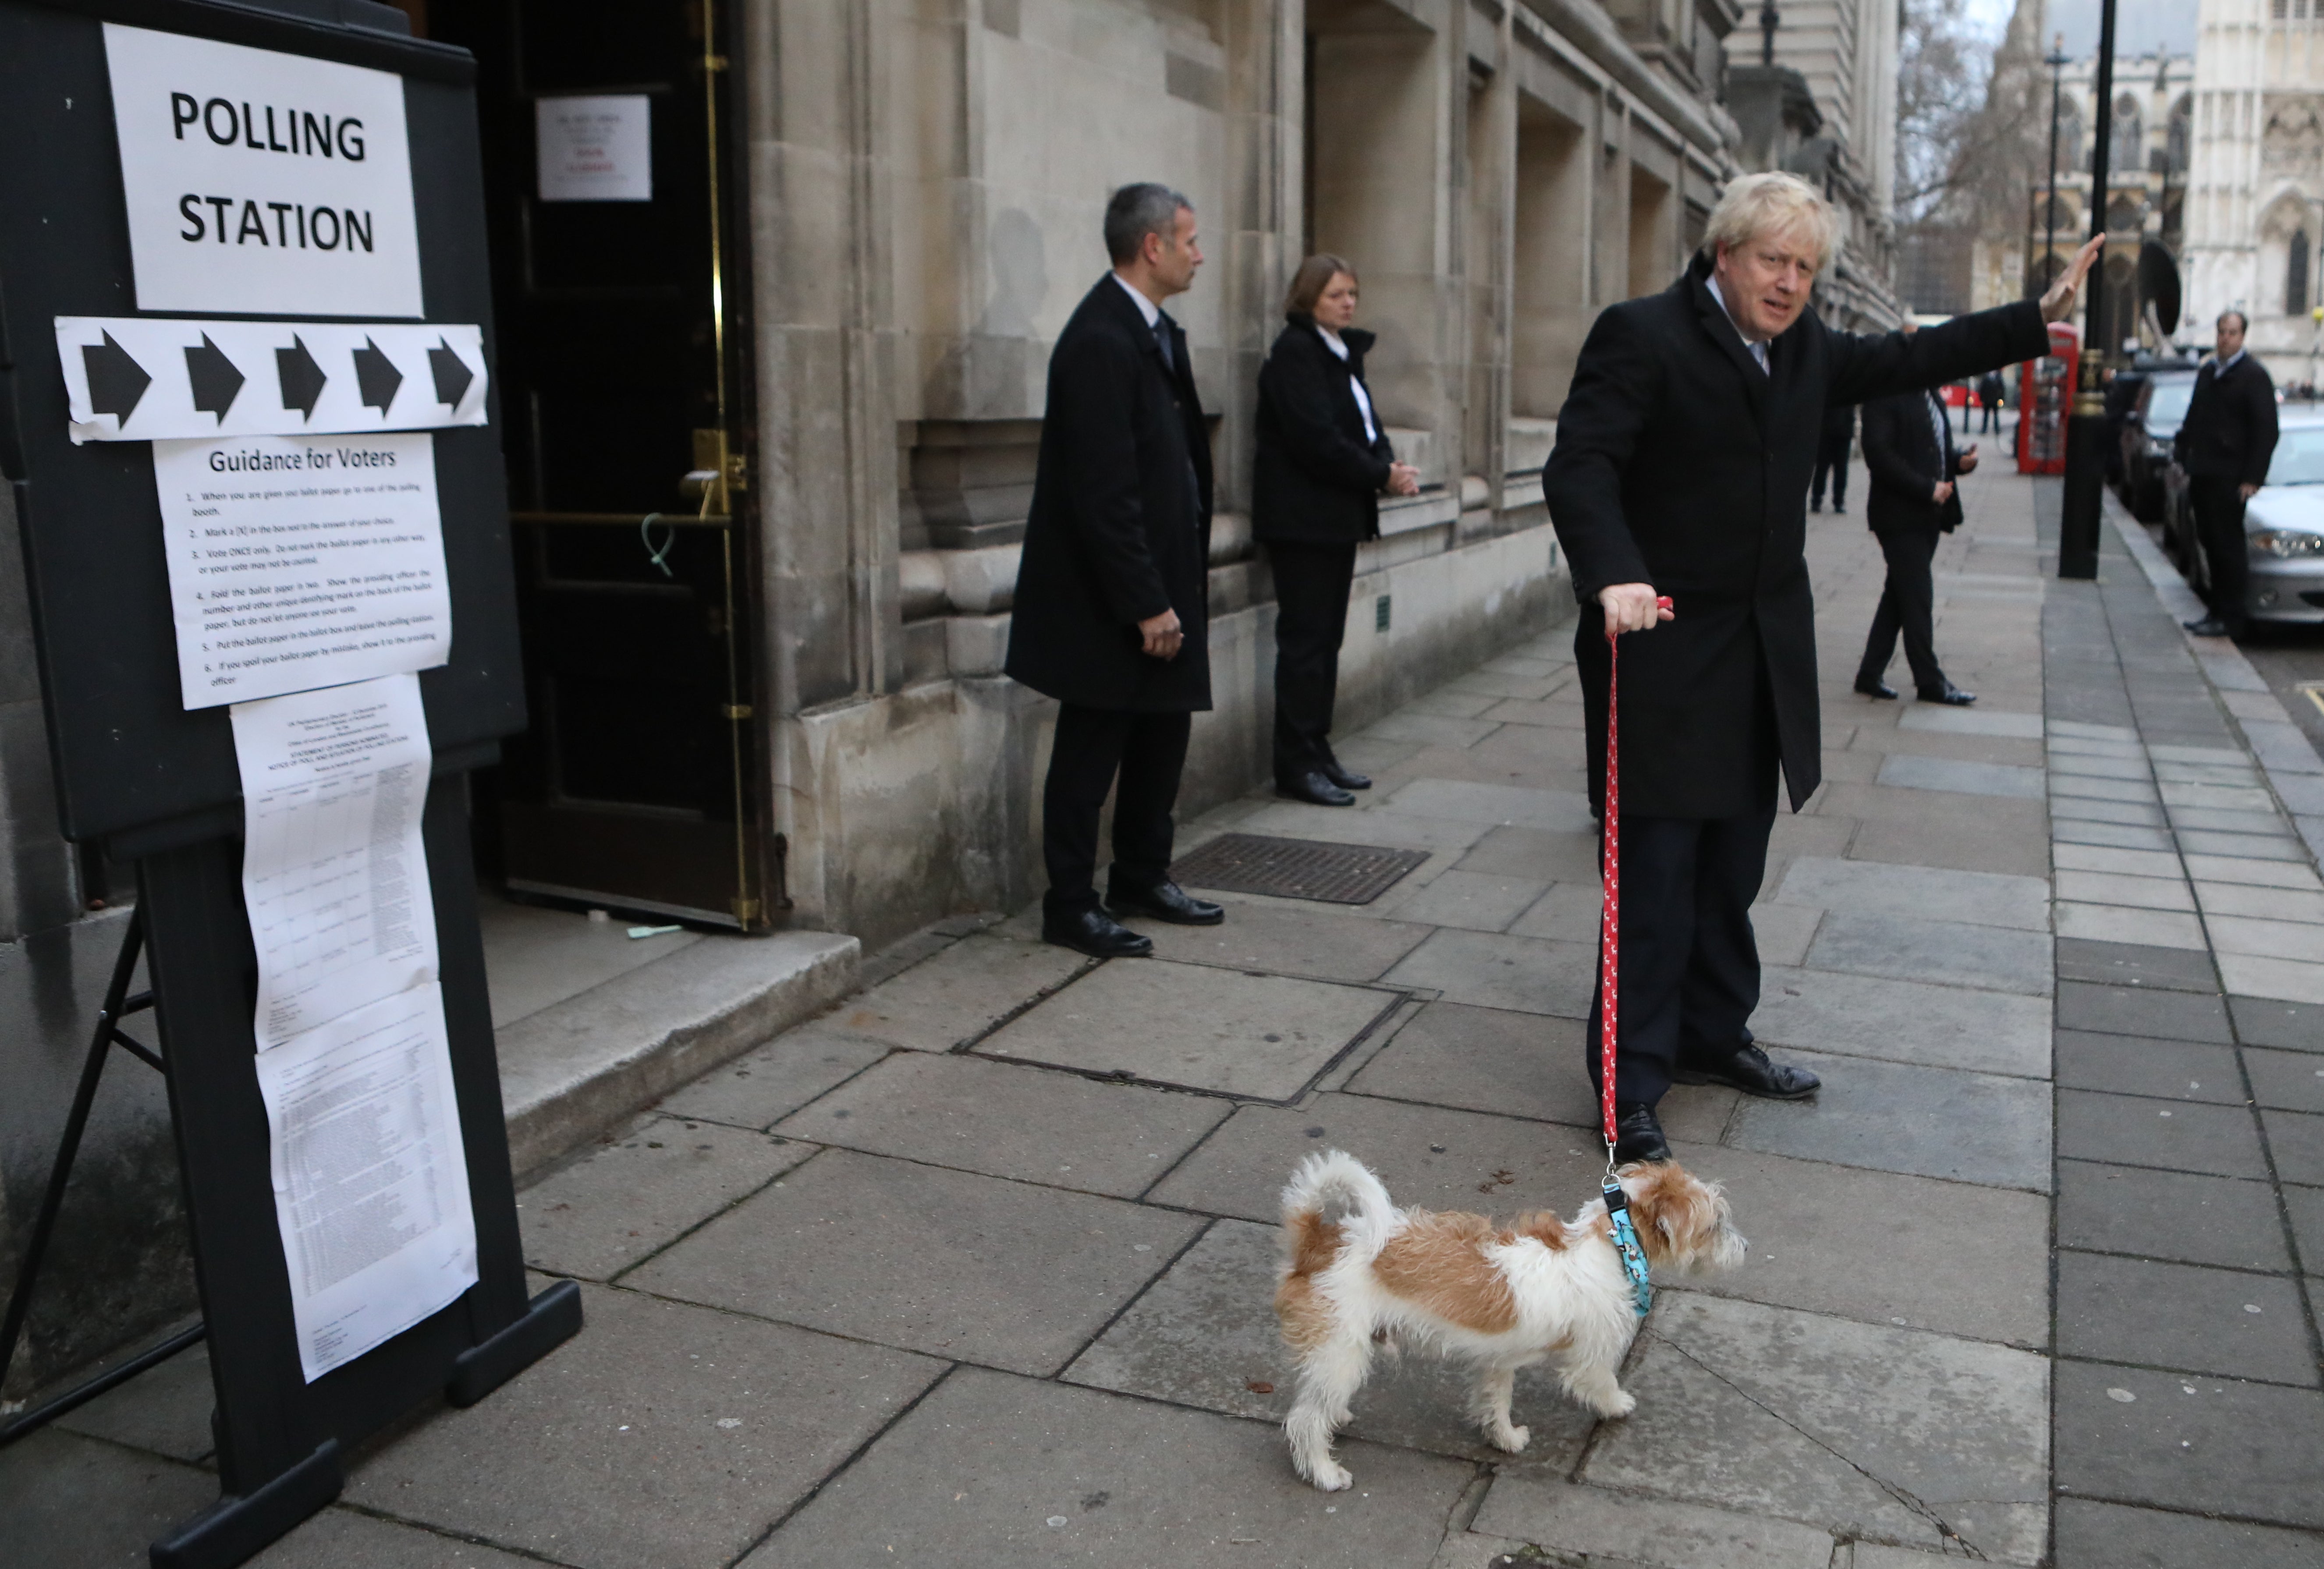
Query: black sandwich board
0 1 578 1563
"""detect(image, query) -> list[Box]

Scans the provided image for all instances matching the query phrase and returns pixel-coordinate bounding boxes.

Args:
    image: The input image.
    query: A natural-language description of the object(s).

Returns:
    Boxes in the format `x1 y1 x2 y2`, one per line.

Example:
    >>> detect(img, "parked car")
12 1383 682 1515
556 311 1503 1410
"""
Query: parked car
2169 407 2324 623
2108 351 2200 496
2121 370 2199 523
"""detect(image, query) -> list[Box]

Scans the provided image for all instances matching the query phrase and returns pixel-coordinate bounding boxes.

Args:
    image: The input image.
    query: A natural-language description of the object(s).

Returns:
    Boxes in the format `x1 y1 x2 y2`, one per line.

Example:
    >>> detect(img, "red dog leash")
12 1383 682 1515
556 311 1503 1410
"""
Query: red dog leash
1599 597 1672 1164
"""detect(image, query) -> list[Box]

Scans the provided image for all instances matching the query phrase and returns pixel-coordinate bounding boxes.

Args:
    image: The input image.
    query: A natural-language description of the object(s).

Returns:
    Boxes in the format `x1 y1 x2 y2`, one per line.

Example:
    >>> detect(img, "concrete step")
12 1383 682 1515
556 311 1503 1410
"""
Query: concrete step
496 929 859 1180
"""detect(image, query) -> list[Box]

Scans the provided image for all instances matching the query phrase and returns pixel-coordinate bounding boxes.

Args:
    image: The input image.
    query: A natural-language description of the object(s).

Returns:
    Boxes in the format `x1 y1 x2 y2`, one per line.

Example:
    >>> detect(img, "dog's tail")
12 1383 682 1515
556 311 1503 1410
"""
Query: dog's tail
1280 1149 1398 1273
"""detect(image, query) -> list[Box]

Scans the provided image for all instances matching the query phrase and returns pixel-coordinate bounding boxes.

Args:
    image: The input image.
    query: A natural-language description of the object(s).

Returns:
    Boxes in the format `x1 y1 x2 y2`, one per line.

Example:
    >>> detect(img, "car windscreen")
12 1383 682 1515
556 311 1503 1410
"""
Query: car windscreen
2145 381 2194 425
2269 427 2324 487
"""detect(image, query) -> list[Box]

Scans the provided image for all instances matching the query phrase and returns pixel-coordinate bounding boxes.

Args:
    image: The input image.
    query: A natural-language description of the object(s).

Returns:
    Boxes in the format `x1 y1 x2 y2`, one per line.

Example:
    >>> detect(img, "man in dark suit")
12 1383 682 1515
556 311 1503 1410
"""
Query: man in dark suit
1854 352 1980 706
2176 310 2281 639
1543 170 2100 1162
1005 183 1226 958
1977 370 2006 433
1808 402 1853 514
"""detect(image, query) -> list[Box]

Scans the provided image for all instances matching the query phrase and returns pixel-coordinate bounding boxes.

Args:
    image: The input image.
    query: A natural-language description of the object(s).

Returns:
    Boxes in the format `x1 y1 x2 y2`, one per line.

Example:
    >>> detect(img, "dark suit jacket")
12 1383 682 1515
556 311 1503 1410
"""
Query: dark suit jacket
2175 354 2279 485
1005 276 1214 712
1862 388 1966 536
1542 252 2049 818
1252 315 1396 545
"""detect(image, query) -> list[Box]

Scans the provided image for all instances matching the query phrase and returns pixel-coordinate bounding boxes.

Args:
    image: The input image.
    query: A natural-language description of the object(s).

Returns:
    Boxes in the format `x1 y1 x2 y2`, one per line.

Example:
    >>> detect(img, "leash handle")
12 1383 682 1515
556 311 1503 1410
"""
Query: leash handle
1600 596 1672 1169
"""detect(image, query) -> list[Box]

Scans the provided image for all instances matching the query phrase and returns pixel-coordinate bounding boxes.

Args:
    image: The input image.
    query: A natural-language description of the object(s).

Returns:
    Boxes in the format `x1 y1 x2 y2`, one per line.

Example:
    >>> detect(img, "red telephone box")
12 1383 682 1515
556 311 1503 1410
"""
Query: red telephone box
2018 322 2079 475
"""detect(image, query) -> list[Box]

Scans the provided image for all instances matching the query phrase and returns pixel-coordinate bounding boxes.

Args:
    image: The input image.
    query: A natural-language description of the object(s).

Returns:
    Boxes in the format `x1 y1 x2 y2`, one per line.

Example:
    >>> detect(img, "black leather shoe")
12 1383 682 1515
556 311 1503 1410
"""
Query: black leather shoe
1320 759 1372 791
1042 907 1153 958
1671 1044 1820 1100
1611 1102 1671 1165
1833 503 1847 515
1277 769 1356 807
1917 683 1977 706
1106 879 1224 926
2183 615 2232 637
1853 677 1898 700
1809 499 1823 512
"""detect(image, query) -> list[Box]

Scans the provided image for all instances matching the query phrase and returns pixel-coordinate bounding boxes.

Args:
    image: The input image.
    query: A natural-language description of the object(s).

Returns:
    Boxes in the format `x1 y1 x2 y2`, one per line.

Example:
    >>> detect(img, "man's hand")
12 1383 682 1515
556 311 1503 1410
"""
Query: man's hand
2040 235 2106 323
1933 480 1956 504
2242 482 2261 501
1138 607 1184 659
1598 583 1673 635
1957 447 1980 474
1386 462 1421 497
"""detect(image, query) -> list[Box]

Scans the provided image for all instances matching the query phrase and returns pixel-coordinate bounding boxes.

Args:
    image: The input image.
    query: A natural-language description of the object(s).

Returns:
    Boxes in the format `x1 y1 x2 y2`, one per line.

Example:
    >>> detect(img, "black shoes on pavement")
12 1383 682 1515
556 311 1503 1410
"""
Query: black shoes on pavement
1277 769 1356 807
1853 676 1898 700
1320 759 1371 791
2183 614 2237 638
1107 879 1224 926
1918 682 1977 706
1042 907 1153 959
1611 1103 1671 1165
1671 1044 1821 1100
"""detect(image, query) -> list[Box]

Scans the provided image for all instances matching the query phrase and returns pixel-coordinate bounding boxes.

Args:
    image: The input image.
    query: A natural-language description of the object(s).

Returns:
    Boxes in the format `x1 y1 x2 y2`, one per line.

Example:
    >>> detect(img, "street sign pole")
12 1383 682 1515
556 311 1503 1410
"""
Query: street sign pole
2058 0 2120 580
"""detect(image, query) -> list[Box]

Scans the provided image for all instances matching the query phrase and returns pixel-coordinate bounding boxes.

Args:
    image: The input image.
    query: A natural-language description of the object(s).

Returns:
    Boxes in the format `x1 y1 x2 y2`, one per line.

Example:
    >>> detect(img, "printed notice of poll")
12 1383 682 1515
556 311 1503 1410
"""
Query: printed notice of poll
233 674 438 1054
154 432 449 708
536 95 651 202
104 23 422 317
255 982 477 1381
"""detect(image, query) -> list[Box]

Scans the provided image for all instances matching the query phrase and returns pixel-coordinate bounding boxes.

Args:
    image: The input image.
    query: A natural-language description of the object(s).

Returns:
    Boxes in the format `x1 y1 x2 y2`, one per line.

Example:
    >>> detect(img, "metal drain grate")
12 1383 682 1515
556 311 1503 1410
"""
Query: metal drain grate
1167 832 1430 906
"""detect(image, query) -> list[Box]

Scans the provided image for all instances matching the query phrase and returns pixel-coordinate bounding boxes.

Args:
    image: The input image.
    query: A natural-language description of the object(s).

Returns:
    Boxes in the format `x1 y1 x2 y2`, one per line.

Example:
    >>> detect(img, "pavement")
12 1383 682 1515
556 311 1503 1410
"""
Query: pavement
6 429 2324 1567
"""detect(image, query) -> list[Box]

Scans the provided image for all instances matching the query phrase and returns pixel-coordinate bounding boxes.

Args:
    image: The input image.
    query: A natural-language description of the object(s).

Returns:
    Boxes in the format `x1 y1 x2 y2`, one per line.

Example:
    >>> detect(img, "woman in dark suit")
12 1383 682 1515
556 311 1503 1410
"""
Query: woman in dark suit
1253 255 1419 806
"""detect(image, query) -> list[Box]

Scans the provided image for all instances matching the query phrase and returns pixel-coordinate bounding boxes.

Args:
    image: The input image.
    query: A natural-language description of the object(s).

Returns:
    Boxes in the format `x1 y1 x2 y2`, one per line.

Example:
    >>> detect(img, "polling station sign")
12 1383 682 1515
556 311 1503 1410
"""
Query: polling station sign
104 21 423 318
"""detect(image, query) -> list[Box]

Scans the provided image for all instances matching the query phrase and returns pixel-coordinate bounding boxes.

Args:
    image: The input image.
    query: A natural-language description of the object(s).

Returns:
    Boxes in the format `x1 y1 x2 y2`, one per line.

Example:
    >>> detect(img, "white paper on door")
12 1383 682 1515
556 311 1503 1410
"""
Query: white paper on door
153 431 450 708
232 673 438 1053
254 981 477 1382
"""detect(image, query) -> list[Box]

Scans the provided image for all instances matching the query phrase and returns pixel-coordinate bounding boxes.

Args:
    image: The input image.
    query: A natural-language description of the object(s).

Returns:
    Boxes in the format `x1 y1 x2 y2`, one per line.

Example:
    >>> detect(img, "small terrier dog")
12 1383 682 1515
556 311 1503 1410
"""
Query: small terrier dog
1273 1149 1746 1490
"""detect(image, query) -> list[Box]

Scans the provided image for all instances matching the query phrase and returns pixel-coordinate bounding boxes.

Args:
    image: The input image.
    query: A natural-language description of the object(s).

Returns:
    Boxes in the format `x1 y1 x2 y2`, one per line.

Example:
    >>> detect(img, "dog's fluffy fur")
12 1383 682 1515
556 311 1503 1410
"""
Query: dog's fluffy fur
1273 1149 1746 1490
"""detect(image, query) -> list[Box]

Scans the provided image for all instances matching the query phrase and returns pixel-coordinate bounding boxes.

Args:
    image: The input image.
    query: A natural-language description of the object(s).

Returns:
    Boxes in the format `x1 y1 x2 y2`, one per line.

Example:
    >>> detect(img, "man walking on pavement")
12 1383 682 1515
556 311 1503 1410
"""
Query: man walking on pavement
1543 171 2101 1164
1854 347 1980 707
1977 369 2006 434
1006 183 1226 959
1809 401 1853 514
2178 310 2281 640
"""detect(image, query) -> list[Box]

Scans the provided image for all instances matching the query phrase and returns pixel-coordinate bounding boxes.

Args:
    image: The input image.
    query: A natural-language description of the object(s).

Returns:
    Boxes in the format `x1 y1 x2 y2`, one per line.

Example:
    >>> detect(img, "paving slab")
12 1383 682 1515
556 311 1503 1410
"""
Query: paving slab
519 1116 813 1281
2055 902 2208 950
1456 823 1617 883
2056 1250 2317 1384
0 1427 215 1567
2262 1108 2324 1186
772 1051 1228 1198
1506 880 1602 942
1125 899 1434 983
1379 928 1598 1018
1875 754 2047 799
1238 799 1495 852
1749 967 2051 1077
2219 953 2324 1006
627 1149 1201 1374
2056 868 2195 911
2052 939 2220 992
250 1508 549 1567
2283 1184 2324 1273
2178 828 2312 862
2056 1160 2292 1271
1723 1048 2052 1190
1471 1475 1839 1569
653 1027 892 1130
341 1281 944 1569
2053 843 2185 878
1665 1142 2049 1343
2231 995 2324 1052
1900 705 2044 739
976 959 1394 1100
1584 1292 2048 1563
2052 818 2176 852
1342 999 1600 1126
1144 1093 1614 1225
822 932 1088 1051
1801 910 2051 996
2184 854 2324 890
1063 1217 1596 1467
2056 981 2232 1042
1383 778 1598 832
2055 1089 2271 1179
2248 1047 2324 1112
2053 1360 2324 1529
744 1367 1474 1568
1769 856 2050 931
2210 916 2324 964
51 1335 216 1463
2048 751 2153 781
2051 1497 2324 1569
2197 881 2324 924
1381 869 1551 931
2053 1029 2245 1103
2050 794 2167 826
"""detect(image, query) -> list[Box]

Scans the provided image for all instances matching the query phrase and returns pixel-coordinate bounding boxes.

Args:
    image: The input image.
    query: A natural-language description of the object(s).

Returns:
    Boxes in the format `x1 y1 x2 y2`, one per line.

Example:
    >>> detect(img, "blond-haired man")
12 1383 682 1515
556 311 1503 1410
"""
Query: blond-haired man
1544 172 2100 1162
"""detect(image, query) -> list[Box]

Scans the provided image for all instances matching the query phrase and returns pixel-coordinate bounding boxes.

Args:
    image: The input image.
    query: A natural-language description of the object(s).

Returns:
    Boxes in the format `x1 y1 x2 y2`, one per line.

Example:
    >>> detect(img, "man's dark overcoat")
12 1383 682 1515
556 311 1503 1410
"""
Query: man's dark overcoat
1005 276 1214 712
1543 252 2049 818
2175 354 2280 485
1861 389 1966 536
1252 315 1395 545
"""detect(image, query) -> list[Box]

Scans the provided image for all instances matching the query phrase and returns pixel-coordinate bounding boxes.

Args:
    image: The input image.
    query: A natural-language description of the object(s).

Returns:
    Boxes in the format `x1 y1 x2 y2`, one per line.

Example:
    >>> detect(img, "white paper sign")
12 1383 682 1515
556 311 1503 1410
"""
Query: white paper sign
104 22 423 318
153 431 450 708
536 95 651 202
55 319 487 444
233 674 439 1053
255 981 477 1381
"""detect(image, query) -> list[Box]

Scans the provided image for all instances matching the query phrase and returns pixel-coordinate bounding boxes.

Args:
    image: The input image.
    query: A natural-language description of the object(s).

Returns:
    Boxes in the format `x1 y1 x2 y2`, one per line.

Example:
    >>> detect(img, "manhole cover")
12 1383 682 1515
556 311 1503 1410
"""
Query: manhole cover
1167 832 1429 905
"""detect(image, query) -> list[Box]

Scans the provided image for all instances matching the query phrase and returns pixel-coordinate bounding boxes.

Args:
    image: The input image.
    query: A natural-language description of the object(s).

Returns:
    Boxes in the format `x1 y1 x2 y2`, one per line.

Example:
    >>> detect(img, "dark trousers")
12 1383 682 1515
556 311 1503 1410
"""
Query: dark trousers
1585 808 1778 1106
1978 399 2001 433
1810 434 1849 509
1857 527 1946 694
1269 541 1358 779
1042 704 1192 916
2191 475 2252 635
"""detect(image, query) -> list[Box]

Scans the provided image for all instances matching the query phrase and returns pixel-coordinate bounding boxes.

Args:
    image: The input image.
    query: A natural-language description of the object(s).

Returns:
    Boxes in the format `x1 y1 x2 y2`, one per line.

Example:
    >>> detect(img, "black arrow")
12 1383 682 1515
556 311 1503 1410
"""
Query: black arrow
352 337 403 415
276 336 326 420
428 337 475 408
82 332 151 426
184 334 245 423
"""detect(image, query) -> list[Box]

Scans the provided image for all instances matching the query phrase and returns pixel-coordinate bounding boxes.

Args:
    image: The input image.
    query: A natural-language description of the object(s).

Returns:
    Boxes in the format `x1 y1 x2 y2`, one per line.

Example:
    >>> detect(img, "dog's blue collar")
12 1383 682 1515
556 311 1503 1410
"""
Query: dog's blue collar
1602 1177 1653 1318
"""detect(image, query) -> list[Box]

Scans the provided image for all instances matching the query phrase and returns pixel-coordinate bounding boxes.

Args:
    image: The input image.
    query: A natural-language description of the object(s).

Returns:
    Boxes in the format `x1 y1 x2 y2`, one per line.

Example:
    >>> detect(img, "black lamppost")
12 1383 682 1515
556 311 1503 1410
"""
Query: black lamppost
2059 0 2120 581
1760 0 1779 66
2042 35 2069 293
